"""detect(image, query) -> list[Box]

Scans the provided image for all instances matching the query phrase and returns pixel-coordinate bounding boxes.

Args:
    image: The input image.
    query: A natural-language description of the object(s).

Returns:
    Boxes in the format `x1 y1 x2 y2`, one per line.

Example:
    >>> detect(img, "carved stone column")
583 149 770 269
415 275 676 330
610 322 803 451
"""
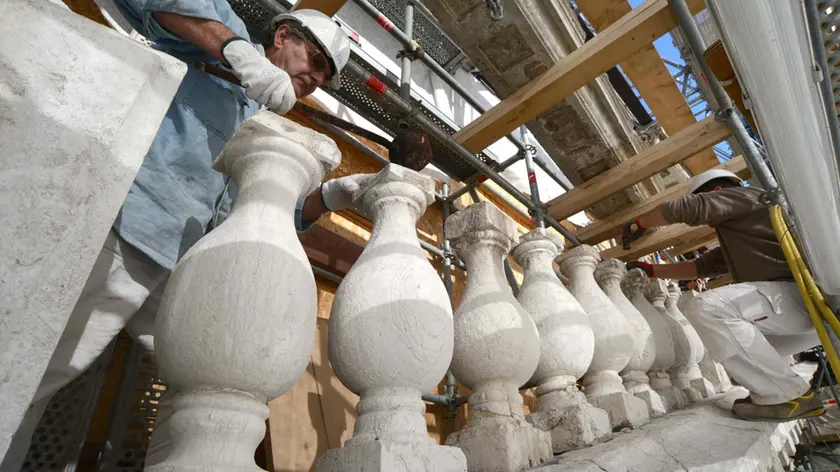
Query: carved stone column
444 202 552 472
557 247 649 431
622 270 687 411
679 290 733 394
149 111 340 472
595 260 666 418
667 283 715 398
646 280 701 403
317 165 467 472
512 229 610 453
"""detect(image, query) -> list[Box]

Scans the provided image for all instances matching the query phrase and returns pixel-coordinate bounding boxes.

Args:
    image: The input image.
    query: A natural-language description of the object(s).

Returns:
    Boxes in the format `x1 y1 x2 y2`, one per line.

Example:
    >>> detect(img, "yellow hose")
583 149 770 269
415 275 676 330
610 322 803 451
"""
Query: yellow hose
769 205 840 379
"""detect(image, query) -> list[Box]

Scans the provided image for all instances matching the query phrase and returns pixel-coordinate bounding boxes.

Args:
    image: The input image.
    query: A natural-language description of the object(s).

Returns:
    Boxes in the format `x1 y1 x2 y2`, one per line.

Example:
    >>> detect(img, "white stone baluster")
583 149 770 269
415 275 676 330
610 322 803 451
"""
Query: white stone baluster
646 279 701 404
444 202 551 472
149 111 340 472
622 270 687 411
557 246 649 431
317 164 467 472
679 290 733 394
667 283 715 398
512 229 610 453
595 260 666 418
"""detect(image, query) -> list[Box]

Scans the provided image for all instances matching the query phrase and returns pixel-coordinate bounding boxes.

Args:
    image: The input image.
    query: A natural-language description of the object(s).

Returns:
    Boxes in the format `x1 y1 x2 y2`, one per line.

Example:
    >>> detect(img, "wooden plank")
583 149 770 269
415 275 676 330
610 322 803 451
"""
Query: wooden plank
706 274 733 289
577 0 719 174
291 0 347 16
547 116 731 221
669 232 718 256
453 0 706 153
600 224 715 261
575 155 749 244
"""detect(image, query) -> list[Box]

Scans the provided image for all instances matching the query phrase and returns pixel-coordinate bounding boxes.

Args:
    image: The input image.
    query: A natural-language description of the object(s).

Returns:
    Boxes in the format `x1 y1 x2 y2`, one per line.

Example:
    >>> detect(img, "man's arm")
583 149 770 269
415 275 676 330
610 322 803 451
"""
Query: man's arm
152 12 236 62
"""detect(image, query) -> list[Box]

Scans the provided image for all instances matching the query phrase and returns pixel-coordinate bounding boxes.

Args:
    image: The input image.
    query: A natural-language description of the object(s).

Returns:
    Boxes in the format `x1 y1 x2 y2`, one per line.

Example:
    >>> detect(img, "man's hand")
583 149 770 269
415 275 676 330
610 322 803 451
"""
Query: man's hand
222 38 297 113
320 174 377 212
626 260 654 278
622 219 648 245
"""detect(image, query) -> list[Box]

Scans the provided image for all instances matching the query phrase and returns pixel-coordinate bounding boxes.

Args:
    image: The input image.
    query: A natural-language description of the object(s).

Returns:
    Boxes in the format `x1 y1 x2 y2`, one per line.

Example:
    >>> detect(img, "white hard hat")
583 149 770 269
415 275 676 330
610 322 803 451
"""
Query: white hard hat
688 168 744 194
271 9 351 89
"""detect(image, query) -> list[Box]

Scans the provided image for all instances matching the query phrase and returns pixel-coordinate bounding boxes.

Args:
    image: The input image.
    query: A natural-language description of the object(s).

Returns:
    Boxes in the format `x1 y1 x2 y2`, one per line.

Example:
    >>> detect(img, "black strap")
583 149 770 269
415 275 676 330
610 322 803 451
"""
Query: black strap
220 36 251 66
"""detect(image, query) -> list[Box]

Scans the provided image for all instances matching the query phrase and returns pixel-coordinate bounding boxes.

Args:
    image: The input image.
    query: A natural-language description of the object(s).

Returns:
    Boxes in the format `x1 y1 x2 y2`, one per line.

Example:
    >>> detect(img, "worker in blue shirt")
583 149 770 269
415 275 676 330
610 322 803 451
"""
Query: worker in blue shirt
1 1 366 469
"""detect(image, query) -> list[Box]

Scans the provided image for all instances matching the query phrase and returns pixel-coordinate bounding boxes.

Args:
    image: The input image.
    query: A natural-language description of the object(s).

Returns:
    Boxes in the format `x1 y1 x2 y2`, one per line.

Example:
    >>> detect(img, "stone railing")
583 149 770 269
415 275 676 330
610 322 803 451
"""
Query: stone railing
145 112 730 472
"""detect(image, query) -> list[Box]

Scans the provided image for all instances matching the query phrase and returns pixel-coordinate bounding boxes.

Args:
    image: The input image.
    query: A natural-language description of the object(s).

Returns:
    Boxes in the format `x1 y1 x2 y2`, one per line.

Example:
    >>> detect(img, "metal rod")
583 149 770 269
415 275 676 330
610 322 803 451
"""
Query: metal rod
399 1 415 101
311 265 344 284
669 0 782 196
520 126 545 229
448 151 524 201
804 0 840 183
441 182 455 303
309 116 391 168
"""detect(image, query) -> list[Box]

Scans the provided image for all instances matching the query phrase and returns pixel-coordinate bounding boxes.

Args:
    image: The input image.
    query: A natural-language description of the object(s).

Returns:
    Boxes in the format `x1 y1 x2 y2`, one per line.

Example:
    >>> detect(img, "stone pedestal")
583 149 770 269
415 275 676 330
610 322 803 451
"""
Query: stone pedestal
512 230 610 453
595 260 665 418
317 165 467 472
445 202 552 471
149 112 340 472
0 0 187 462
557 247 649 431
622 270 687 411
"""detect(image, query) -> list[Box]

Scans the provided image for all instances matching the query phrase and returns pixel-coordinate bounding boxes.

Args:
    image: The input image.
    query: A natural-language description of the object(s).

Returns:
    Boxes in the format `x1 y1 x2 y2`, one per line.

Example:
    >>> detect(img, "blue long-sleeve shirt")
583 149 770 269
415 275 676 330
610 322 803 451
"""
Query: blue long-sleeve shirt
113 0 259 269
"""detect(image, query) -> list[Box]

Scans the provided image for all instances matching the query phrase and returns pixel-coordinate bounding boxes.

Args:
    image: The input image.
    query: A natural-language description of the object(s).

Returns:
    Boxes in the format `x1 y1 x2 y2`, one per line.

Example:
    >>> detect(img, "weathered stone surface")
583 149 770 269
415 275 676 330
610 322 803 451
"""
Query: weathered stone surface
320 164 466 471
0 0 186 460
423 0 659 217
557 246 648 431
447 416 553 472
150 112 340 472
513 229 609 452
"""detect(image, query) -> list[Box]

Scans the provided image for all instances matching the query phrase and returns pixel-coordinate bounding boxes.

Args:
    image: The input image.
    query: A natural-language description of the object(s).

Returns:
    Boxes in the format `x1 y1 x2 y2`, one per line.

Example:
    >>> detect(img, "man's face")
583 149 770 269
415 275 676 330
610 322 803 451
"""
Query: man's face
266 25 332 98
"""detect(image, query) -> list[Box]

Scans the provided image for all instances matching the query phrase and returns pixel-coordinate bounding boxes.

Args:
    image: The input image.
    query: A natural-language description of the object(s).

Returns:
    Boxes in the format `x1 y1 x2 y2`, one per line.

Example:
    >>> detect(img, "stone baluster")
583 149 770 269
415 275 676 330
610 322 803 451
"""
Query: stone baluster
679 290 733 394
595 260 666 418
646 279 702 403
622 269 687 411
557 246 649 431
444 202 551 472
149 111 340 472
512 229 610 453
317 164 467 471
667 283 715 398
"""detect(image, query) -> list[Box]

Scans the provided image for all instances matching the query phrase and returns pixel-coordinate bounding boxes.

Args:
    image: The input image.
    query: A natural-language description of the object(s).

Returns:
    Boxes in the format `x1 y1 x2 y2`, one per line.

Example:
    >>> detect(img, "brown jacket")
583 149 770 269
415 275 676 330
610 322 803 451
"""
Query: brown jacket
662 187 791 283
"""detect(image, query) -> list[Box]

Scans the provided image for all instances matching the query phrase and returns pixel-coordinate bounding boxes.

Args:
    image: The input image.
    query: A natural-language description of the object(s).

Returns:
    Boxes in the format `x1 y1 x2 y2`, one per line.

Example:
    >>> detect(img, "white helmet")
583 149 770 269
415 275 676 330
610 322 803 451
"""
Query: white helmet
688 168 744 194
270 9 351 89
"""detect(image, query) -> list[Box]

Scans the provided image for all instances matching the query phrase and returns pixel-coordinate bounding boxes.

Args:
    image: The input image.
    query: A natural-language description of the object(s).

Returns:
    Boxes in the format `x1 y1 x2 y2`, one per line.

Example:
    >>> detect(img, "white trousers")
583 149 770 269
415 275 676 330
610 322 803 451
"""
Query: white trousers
0 232 169 472
683 281 819 405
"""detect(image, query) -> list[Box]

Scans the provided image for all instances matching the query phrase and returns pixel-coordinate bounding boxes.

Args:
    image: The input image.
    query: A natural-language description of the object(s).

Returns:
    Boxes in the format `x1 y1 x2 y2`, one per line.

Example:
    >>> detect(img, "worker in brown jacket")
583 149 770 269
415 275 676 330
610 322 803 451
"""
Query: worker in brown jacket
623 169 824 422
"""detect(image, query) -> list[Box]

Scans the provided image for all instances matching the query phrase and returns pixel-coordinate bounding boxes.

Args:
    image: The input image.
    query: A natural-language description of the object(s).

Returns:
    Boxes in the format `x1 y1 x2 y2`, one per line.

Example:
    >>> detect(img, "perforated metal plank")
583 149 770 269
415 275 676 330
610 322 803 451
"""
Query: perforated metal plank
366 0 463 67
815 1 840 121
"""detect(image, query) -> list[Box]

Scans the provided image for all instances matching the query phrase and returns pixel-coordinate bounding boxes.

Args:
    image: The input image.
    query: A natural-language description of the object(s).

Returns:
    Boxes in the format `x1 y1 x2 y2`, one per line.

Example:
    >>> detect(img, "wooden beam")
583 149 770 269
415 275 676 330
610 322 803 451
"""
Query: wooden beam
576 0 718 174
291 0 347 16
575 155 749 245
547 116 731 221
600 224 715 261
453 0 706 153
669 232 718 256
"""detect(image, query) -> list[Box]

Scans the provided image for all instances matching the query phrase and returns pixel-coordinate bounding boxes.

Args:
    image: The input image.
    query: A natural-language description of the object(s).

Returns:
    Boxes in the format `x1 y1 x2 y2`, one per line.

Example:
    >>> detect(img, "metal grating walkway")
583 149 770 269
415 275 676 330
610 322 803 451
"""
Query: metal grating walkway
814 1 840 120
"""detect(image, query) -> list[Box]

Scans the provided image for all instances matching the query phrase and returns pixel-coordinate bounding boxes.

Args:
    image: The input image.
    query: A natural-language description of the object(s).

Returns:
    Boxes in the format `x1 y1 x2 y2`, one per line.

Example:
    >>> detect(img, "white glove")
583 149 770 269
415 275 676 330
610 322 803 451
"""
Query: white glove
320 174 377 212
222 38 297 114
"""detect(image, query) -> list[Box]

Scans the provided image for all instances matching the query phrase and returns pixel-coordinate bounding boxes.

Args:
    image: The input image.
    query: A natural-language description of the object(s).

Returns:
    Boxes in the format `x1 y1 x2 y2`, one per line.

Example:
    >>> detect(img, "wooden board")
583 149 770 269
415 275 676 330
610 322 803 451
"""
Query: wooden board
576 0 719 174
575 155 749 244
291 0 347 16
453 0 706 153
669 232 718 256
600 224 715 261
547 116 730 221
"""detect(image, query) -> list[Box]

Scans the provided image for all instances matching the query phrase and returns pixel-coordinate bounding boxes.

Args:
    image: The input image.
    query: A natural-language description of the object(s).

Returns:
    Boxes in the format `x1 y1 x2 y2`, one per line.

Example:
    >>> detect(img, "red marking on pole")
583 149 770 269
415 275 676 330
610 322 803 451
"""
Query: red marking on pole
375 15 394 31
365 76 388 95
478 176 489 183
528 172 536 184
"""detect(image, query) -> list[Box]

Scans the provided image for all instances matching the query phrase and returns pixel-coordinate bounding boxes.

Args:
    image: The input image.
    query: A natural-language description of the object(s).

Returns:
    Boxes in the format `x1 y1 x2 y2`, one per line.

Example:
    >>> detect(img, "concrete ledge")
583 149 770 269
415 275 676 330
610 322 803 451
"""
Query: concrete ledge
530 389 800 472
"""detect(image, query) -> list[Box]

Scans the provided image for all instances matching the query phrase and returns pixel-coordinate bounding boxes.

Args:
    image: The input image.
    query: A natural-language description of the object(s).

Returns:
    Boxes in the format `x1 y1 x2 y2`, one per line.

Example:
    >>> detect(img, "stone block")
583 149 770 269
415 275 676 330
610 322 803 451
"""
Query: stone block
527 400 611 453
634 390 667 418
655 386 688 411
317 440 467 472
447 201 519 243
691 377 716 398
681 386 704 403
446 416 552 472
590 391 650 431
0 0 185 459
